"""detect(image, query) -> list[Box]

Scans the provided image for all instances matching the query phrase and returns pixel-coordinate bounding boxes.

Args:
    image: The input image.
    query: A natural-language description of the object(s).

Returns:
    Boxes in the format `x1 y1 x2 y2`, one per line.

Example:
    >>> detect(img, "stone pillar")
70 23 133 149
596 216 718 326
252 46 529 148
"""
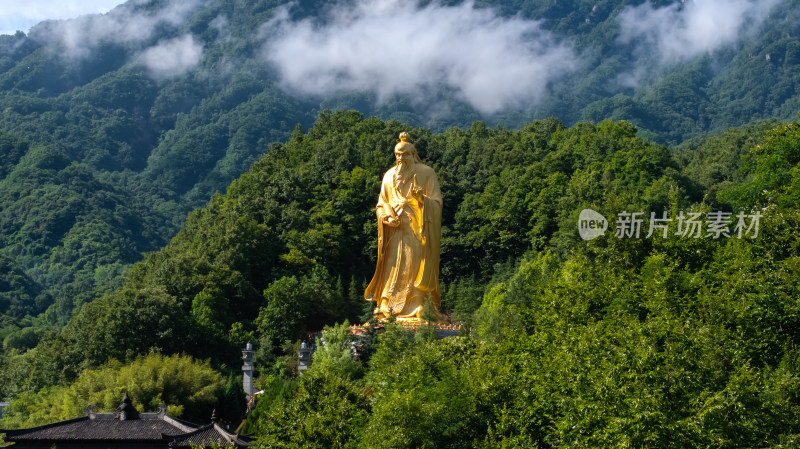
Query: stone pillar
297 341 312 375
242 342 254 401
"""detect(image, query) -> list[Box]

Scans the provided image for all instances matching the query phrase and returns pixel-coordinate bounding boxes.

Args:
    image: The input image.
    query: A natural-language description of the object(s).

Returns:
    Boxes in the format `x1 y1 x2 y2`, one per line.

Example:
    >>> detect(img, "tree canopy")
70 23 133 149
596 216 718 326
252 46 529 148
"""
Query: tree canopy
3 109 799 446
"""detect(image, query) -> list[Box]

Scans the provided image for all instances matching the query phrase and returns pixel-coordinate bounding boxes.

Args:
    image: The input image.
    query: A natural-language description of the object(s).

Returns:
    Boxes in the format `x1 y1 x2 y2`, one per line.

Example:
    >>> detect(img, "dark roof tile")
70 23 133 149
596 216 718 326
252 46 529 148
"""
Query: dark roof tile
169 423 250 447
1 405 197 443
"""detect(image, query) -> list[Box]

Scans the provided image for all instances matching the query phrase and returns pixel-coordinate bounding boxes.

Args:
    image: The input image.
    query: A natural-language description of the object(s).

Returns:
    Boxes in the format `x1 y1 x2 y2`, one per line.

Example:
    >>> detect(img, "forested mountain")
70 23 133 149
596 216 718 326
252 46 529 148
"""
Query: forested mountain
1 0 800 444
0 0 797 332
3 109 800 445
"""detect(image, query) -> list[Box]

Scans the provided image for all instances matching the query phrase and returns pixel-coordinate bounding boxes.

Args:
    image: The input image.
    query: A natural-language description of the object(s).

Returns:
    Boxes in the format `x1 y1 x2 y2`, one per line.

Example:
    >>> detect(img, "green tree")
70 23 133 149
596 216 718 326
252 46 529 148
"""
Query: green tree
0 353 225 428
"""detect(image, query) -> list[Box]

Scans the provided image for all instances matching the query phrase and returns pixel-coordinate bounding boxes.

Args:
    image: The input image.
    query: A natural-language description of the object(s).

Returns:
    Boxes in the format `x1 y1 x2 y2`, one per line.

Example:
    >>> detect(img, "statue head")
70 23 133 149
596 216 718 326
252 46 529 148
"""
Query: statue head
394 132 422 166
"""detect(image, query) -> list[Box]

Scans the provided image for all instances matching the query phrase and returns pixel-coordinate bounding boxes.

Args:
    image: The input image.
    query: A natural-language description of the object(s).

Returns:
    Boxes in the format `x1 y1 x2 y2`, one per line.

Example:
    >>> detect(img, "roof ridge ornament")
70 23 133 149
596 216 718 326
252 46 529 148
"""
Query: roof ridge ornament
114 392 140 420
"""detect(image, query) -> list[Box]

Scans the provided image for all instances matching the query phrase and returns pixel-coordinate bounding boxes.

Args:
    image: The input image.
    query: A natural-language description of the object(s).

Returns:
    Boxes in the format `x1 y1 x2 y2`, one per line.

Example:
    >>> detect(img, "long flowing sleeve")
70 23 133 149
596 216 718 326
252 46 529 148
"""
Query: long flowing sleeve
364 172 392 302
414 166 442 303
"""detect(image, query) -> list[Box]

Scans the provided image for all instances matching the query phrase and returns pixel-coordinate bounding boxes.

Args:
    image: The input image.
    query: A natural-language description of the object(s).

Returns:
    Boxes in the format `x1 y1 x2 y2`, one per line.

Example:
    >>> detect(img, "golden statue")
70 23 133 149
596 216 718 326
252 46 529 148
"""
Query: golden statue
365 132 443 322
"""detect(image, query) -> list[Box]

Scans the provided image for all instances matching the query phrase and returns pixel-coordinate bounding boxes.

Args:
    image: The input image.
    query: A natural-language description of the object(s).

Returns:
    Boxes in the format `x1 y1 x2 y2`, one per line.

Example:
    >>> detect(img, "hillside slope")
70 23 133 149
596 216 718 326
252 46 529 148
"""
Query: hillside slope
3 110 800 447
0 0 798 362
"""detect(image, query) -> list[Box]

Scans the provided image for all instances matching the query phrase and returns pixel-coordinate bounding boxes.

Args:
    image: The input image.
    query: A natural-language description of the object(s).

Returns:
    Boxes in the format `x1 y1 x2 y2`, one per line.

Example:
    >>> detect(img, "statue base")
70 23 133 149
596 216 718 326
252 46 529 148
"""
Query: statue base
393 317 426 325
357 319 462 339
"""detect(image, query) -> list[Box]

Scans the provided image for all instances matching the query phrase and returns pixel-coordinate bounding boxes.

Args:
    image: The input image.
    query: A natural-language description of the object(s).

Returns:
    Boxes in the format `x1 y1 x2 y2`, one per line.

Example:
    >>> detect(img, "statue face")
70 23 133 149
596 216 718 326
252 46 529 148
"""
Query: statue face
394 144 415 165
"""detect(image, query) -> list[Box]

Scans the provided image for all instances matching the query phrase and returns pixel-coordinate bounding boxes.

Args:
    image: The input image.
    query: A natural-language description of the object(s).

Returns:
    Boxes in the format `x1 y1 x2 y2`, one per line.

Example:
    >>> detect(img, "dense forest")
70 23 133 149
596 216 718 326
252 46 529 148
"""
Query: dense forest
1 0 800 446
2 109 800 446
0 0 798 338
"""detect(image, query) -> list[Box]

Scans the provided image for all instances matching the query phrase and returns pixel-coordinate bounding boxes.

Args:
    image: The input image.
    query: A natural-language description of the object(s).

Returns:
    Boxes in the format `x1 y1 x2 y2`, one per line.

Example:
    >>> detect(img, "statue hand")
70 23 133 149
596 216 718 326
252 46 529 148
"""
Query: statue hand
384 216 400 227
411 174 424 199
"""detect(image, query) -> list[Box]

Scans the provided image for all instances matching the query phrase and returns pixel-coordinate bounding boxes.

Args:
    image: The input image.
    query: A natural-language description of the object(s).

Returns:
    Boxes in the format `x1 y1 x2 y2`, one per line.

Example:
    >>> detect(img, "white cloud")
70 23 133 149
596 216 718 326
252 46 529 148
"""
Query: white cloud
209 14 229 38
27 0 201 59
136 34 204 79
617 0 780 65
260 0 579 115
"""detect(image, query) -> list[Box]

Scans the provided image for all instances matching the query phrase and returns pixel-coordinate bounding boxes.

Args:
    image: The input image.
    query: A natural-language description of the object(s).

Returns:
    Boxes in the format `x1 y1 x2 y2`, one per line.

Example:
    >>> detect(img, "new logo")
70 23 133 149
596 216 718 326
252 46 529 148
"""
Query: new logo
578 209 608 240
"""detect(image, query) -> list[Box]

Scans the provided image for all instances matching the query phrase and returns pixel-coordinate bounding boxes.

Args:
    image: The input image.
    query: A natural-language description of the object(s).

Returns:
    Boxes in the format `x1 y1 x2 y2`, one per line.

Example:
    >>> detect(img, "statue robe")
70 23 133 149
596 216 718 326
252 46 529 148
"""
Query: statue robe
365 162 442 319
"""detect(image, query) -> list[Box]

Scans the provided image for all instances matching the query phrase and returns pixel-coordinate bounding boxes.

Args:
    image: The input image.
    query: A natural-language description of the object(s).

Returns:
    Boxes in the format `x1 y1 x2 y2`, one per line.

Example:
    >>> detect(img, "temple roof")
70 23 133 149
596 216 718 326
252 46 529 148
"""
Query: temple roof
0 396 196 443
1 415 193 442
169 423 250 447
0 395 249 448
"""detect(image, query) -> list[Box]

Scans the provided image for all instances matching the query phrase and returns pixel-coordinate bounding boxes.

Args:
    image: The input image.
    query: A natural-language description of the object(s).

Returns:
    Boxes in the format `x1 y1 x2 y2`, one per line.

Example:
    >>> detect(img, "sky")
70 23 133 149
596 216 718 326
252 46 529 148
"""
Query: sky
0 0 124 36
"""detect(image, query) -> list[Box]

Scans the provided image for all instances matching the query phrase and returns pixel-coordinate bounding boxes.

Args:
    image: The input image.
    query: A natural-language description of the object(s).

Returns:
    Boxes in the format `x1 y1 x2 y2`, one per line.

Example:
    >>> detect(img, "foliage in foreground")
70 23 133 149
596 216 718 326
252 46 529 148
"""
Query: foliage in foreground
240 116 800 447
0 353 226 428
246 209 800 447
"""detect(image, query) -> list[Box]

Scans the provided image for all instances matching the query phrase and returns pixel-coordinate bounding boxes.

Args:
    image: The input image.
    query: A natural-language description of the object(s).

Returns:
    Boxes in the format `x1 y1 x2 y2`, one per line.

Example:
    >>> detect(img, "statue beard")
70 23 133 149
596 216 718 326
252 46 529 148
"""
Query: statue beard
394 159 416 189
